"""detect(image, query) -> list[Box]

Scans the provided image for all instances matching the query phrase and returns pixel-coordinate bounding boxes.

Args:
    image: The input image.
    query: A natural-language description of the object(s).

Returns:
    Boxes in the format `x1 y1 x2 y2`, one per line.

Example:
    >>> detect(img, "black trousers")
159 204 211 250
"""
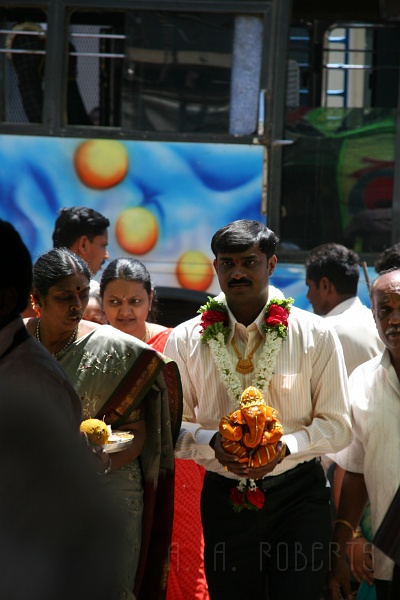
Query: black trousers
201 460 331 600
375 564 400 600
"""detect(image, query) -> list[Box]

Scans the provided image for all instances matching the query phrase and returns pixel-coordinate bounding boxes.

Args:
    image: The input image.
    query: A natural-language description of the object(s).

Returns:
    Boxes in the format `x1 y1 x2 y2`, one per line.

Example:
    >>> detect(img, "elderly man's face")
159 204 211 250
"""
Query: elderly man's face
371 270 400 356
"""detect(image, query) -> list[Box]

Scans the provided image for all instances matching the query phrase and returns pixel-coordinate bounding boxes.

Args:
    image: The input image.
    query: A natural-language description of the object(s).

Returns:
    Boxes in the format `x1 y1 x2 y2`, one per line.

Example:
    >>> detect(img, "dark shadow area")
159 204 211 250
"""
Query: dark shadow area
155 286 210 327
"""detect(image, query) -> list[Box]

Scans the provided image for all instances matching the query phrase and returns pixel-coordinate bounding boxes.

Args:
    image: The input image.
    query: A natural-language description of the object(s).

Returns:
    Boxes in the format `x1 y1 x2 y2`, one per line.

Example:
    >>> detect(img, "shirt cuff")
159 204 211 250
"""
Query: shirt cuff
180 422 218 459
282 433 299 455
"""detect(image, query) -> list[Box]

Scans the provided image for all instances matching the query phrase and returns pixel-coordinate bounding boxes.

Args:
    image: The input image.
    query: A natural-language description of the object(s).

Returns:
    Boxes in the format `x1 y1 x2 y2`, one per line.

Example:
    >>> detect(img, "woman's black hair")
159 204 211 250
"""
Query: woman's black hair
33 247 91 296
100 257 158 322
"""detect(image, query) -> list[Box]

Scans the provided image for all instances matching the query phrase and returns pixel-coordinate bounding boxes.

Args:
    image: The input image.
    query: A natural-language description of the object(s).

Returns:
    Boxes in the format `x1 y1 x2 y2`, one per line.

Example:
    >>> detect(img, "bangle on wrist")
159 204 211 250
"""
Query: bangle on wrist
334 519 356 537
352 527 363 540
99 456 112 476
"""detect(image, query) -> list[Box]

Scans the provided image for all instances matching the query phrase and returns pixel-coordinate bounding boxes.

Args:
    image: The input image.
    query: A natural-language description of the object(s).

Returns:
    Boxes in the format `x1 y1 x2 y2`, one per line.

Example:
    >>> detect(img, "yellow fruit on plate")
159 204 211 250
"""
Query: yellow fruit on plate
80 418 110 445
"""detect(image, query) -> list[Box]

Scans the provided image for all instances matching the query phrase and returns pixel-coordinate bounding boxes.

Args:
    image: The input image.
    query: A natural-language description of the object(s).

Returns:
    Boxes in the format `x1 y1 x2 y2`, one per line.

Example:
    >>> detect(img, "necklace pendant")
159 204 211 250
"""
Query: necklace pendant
236 358 254 374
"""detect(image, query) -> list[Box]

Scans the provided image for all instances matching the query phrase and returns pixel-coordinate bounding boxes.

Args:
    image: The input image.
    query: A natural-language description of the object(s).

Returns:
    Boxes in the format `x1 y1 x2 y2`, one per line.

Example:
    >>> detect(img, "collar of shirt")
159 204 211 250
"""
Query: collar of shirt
226 304 266 344
226 306 265 346
380 347 400 395
326 296 363 317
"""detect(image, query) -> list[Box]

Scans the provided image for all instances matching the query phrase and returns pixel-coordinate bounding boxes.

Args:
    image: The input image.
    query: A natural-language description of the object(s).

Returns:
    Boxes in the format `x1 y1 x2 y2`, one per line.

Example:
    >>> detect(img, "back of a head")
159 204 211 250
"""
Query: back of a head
211 219 279 259
374 243 400 274
33 247 91 297
305 243 359 295
0 220 32 317
52 206 110 248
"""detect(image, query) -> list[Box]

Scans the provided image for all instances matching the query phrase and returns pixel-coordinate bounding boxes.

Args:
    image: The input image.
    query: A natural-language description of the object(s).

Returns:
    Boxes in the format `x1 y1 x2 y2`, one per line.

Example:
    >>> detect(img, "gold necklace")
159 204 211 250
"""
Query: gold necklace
231 332 263 374
34 319 79 359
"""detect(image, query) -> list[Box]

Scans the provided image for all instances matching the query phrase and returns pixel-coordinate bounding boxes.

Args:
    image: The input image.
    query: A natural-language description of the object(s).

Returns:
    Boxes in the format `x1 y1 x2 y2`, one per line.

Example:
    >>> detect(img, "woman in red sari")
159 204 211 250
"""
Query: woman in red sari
100 257 209 600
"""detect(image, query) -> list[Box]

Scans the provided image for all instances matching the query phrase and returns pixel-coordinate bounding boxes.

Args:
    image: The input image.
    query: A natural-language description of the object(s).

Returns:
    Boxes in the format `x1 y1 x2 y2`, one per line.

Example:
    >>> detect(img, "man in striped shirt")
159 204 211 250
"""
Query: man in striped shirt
165 219 352 600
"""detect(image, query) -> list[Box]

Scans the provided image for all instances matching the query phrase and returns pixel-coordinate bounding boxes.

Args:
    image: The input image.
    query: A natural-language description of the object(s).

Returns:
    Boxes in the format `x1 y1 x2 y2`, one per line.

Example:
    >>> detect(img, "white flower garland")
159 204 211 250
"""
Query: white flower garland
207 329 283 405
199 292 293 501
204 293 286 405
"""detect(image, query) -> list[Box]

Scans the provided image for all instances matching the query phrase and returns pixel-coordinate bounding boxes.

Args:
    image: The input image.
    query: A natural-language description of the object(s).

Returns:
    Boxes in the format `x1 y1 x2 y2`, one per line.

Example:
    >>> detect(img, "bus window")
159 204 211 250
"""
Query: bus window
67 8 264 134
323 25 399 109
67 10 125 127
280 20 399 255
289 25 312 107
0 7 47 124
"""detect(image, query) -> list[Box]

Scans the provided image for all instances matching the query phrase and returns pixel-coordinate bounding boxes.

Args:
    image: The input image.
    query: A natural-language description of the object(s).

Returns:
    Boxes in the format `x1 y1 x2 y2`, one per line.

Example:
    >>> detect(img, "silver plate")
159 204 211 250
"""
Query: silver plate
105 431 134 454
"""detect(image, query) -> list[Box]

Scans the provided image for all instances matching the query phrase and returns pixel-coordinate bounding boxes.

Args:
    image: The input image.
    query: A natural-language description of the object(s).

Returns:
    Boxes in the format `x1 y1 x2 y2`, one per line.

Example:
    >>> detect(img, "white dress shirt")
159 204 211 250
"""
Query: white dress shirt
325 297 384 376
334 349 400 580
164 294 352 480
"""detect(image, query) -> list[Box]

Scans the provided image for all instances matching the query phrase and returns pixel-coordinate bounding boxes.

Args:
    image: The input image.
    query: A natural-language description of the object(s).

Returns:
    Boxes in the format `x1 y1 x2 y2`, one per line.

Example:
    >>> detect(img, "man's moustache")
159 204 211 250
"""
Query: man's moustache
228 279 252 287
386 325 400 334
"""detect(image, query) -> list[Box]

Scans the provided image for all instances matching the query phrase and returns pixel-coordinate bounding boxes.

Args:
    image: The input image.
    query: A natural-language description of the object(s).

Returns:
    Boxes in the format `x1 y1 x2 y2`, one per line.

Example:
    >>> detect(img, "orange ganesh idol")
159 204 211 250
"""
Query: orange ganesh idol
219 386 284 468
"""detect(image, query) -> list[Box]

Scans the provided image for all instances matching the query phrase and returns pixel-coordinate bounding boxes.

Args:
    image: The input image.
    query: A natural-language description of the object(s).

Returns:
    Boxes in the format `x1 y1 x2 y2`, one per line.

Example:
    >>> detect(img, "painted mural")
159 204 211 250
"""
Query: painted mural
0 135 375 311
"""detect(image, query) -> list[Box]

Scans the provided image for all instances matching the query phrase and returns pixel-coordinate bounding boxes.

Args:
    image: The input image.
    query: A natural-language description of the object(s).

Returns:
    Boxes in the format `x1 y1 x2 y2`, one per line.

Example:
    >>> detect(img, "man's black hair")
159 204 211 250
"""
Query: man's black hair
52 206 110 248
0 220 33 316
305 243 359 295
211 220 278 259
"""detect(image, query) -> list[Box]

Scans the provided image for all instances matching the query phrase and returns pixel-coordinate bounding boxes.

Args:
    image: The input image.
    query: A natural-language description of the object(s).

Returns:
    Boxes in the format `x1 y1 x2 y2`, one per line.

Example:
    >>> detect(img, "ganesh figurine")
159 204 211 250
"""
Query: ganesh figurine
219 386 284 468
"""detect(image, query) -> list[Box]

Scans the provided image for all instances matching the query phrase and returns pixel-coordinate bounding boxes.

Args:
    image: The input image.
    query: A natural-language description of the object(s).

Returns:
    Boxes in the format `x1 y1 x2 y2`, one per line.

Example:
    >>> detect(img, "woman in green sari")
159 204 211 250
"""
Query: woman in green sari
25 248 182 600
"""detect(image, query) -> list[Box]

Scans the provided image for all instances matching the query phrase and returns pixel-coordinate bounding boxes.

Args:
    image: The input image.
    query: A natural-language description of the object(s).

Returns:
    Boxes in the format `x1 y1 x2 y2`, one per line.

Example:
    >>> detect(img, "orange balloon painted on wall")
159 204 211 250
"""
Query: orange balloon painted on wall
176 250 214 291
74 140 128 189
115 207 159 255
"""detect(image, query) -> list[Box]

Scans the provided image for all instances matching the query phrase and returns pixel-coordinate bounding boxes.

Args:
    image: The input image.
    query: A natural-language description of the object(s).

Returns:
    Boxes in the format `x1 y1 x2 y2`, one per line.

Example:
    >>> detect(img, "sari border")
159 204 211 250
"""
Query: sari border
97 347 165 426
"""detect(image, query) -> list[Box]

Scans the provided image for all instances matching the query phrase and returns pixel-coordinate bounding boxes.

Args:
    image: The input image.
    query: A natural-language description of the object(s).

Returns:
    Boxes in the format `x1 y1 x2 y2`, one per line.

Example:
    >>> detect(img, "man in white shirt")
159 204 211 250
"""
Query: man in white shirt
305 243 384 595
328 268 400 600
165 219 352 600
305 243 383 376
52 206 110 279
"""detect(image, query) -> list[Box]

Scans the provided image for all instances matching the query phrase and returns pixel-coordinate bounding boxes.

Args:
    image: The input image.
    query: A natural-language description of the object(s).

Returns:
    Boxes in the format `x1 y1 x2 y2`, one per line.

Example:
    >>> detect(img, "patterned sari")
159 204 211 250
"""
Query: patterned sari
59 325 182 600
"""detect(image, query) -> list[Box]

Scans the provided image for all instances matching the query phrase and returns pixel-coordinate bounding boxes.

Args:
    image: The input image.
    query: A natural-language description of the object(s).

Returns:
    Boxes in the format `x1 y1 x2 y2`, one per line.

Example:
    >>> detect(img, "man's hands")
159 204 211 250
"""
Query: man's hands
346 537 374 586
213 432 286 478
327 553 354 600
327 535 374 599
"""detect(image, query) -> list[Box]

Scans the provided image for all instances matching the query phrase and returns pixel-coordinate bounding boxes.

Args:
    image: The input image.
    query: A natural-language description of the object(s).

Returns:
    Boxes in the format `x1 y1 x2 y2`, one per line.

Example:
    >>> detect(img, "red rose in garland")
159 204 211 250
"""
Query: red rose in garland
198 297 231 342
246 487 265 509
229 486 245 508
266 304 289 328
200 309 229 332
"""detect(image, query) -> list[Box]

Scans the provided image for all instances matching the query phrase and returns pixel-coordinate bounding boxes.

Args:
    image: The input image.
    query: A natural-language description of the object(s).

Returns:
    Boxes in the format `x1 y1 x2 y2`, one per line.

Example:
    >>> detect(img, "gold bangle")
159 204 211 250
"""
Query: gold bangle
352 528 363 540
334 519 355 536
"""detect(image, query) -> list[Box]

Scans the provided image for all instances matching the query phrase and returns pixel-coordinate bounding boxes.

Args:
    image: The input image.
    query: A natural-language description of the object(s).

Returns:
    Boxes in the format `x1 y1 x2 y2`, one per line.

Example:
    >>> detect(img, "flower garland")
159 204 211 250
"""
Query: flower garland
199 293 293 404
198 293 293 511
